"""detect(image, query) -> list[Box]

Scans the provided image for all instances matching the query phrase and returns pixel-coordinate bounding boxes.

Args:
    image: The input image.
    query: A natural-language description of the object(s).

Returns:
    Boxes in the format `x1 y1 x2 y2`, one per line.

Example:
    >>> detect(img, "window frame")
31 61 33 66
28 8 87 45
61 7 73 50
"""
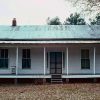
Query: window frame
22 49 31 69
0 49 8 69
81 49 90 69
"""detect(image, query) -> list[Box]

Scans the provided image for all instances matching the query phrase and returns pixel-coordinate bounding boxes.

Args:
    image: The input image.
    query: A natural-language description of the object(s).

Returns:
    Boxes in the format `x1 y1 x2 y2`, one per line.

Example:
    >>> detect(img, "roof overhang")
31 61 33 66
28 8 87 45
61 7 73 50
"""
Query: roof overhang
0 40 100 44
0 38 100 41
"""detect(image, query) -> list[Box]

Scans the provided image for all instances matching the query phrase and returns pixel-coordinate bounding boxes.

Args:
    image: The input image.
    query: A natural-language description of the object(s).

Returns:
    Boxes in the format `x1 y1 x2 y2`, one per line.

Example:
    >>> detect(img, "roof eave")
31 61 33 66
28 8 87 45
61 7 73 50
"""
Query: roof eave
0 38 100 41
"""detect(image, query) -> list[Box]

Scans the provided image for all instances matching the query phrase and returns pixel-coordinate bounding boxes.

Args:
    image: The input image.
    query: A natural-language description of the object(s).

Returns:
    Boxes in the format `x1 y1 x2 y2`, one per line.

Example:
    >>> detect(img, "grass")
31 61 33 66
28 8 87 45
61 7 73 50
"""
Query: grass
0 83 99 100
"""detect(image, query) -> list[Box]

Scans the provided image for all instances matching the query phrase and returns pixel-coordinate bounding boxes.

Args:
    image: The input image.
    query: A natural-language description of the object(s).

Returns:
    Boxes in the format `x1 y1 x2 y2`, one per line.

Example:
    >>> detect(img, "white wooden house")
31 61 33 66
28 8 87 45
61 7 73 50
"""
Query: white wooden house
0 25 100 83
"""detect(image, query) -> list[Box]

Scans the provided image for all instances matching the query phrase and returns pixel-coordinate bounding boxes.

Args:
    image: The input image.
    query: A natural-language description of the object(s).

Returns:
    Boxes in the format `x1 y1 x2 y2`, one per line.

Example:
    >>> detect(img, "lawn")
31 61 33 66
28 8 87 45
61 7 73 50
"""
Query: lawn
0 83 99 100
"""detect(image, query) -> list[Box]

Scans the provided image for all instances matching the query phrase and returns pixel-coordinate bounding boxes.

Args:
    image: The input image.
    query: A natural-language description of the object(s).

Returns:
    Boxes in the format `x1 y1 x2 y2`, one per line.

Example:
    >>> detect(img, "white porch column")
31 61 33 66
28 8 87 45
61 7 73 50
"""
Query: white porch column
93 47 96 75
16 47 18 75
66 48 69 75
44 47 46 75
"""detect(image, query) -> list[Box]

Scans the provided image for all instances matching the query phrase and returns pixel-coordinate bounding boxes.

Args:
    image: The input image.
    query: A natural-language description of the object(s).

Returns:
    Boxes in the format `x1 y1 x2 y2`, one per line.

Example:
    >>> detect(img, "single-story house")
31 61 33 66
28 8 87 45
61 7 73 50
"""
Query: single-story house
0 24 100 83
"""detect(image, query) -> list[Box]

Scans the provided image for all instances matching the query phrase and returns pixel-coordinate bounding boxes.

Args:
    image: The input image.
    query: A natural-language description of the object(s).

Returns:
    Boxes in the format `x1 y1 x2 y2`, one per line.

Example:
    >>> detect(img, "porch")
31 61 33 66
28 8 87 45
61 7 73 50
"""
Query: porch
0 43 100 78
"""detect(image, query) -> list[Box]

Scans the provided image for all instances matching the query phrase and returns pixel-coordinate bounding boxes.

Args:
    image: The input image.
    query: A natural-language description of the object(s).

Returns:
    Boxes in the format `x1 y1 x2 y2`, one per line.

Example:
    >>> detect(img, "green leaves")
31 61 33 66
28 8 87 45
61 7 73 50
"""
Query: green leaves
47 13 86 25
64 13 86 25
91 13 100 25
47 17 61 25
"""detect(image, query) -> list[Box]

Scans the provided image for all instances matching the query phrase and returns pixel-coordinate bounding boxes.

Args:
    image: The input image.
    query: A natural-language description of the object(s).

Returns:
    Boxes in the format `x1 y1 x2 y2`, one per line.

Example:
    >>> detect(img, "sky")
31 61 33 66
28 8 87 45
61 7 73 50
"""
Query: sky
0 0 77 25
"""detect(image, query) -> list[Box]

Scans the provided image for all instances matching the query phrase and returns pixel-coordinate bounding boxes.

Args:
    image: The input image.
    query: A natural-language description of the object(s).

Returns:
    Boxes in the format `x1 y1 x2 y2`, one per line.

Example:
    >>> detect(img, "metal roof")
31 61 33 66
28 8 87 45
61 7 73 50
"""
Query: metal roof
0 25 100 41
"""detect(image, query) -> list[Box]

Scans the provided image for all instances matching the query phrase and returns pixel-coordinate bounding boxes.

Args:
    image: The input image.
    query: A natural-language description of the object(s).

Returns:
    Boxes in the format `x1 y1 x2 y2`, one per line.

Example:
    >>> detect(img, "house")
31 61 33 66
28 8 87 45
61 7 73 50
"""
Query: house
0 23 100 83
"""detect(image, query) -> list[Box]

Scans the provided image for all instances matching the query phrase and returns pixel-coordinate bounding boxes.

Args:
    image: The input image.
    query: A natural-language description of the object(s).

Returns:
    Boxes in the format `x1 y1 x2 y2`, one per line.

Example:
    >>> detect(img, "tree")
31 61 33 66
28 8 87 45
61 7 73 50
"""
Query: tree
70 0 100 7
90 13 100 25
47 17 61 25
64 13 86 25
65 0 100 19
65 0 100 12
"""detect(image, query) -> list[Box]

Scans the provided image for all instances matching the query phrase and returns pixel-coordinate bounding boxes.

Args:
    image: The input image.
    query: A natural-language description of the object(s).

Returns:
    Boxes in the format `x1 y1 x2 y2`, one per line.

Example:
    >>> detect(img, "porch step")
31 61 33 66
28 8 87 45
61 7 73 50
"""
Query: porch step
51 74 62 83
51 79 63 83
52 74 62 79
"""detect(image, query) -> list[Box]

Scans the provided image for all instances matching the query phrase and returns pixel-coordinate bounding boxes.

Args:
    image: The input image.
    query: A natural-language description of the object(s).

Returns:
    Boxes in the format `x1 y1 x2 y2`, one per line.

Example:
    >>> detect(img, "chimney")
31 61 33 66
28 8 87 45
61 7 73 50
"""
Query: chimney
12 18 17 26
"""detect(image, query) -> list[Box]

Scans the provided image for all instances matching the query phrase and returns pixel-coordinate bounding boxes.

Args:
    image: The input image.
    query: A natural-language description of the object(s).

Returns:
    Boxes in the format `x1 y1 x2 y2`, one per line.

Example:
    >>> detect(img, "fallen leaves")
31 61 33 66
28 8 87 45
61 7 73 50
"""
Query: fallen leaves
0 83 99 100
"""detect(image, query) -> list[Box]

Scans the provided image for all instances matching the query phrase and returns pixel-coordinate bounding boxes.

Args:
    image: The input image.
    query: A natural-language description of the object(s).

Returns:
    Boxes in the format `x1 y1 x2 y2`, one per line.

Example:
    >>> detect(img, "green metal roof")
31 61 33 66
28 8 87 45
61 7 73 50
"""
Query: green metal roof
0 25 100 40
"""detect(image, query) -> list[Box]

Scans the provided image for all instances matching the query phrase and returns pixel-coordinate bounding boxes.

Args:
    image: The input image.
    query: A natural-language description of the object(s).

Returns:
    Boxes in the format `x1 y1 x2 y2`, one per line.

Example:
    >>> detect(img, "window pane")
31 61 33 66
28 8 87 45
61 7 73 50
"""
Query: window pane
85 50 89 58
26 59 31 68
4 59 8 68
85 59 90 69
81 49 90 69
81 50 86 58
0 59 8 68
22 49 31 69
22 49 26 58
5 49 8 58
1 49 4 58
81 59 85 69
27 49 30 58
81 49 89 59
81 59 90 69
22 59 26 68
0 49 8 69
22 59 31 69
0 59 4 68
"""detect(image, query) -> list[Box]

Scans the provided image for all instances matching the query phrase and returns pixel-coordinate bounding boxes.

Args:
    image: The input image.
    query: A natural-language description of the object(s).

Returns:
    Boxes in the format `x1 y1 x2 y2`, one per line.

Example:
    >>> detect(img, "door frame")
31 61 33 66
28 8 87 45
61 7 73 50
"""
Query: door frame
49 52 63 74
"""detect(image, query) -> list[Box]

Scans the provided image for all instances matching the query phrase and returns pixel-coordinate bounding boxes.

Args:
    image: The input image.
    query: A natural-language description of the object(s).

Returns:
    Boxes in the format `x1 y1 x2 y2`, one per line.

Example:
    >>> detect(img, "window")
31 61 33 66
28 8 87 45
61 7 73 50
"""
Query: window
22 49 31 69
81 49 90 69
0 49 8 68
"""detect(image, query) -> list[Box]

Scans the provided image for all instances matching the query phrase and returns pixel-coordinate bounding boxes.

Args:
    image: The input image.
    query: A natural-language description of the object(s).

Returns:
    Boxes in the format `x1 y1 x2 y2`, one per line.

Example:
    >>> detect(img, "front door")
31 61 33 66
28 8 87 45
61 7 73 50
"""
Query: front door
50 52 62 74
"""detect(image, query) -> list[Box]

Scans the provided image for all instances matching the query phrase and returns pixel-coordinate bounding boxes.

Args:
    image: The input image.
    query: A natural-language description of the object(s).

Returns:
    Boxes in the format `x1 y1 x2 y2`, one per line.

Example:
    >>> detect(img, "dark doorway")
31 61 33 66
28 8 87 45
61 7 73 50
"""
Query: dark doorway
50 52 62 74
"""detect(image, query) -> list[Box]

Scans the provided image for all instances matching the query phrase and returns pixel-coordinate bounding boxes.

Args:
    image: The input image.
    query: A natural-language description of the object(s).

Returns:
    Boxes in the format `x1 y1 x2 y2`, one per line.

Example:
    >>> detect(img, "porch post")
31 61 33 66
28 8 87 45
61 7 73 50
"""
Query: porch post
93 47 96 75
44 47 46 75
66 48 69 75
16 47 18 75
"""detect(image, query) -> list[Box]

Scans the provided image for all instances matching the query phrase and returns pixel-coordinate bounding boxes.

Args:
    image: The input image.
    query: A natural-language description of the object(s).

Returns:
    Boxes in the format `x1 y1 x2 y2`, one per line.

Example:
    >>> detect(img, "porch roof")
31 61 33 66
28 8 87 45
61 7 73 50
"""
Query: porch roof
0 25 100 42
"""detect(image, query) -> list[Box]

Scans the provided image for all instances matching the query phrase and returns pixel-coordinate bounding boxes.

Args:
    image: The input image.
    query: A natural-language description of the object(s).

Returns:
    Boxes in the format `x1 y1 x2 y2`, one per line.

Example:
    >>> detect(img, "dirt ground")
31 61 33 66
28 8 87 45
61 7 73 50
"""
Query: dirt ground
0 83 99 100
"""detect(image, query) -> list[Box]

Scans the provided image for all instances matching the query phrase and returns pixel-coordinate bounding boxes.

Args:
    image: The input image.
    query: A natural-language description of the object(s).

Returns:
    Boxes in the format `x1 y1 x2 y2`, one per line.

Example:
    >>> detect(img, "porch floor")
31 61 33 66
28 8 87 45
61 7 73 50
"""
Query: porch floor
0 74 100 78
0 74 51 78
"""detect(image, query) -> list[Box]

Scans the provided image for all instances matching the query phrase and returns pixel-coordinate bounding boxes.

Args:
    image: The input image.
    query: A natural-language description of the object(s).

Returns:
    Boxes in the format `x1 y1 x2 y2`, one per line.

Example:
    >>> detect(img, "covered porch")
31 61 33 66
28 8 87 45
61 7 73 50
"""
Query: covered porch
0 43 100 78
